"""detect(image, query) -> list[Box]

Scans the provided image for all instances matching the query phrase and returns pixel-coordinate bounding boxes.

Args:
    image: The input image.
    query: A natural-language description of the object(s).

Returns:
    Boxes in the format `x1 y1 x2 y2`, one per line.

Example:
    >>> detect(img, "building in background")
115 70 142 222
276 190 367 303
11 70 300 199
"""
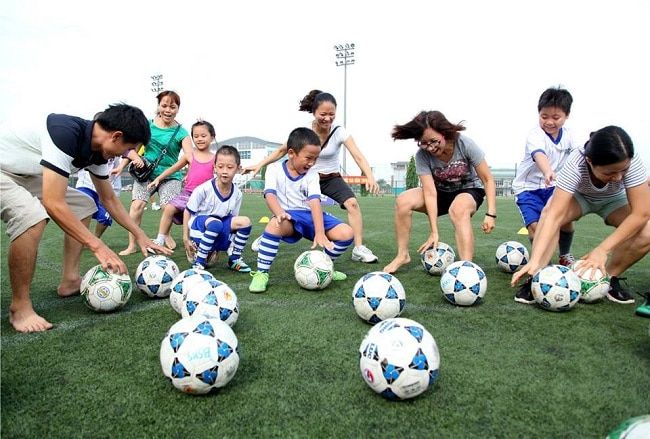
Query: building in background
217 136 282 190
390 161 407 195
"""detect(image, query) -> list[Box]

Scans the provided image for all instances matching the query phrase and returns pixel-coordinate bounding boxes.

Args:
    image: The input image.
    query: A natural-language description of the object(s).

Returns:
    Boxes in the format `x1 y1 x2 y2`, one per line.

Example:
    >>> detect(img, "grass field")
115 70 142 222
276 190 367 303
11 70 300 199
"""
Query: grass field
2 194 649 438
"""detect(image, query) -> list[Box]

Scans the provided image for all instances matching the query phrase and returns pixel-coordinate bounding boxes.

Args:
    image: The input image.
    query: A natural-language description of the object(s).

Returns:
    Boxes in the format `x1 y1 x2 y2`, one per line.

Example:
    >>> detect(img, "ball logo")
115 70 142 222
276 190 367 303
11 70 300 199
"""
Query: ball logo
96 286 111 299
363 368 375 383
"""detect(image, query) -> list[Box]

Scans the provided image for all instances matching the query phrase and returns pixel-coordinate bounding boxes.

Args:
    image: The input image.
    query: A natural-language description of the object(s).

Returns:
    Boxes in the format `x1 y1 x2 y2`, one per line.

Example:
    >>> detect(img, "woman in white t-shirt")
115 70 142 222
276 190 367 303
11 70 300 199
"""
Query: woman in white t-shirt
511 126 650 306
244 90 380 263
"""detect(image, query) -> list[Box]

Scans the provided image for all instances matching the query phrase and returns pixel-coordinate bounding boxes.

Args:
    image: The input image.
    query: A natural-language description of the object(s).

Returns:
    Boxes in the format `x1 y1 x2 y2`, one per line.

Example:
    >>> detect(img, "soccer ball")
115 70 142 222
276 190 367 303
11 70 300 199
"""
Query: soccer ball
440 261 487 306
420 242 455 275
570 260 610 303
181 282 239 327
531 264 581 311
495 240 529 273
359 317 440 400
169 268 216 314
134 255 180 298
293 250 334 290
352 272 406 324
606 415 650 439
160 316 239 394
80 265 132 312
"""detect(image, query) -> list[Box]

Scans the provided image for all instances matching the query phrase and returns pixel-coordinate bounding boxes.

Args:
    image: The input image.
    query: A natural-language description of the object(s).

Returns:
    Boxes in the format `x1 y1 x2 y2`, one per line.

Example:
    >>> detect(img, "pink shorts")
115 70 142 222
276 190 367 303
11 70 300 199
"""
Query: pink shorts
169 188 192 224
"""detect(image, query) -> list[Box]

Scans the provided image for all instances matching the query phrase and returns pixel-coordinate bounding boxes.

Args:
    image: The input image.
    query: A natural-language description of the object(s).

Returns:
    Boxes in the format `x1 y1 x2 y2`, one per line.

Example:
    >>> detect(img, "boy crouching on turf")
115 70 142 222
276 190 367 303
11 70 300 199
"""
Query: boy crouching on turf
249 127 354 293
183 145 252 272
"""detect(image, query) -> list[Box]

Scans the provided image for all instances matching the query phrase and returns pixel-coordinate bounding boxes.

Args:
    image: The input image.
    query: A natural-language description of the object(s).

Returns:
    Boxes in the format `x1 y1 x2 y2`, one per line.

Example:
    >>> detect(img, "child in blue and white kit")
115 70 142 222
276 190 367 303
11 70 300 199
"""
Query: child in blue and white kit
182 145 252 272
249 127 354 293
75 157 121 238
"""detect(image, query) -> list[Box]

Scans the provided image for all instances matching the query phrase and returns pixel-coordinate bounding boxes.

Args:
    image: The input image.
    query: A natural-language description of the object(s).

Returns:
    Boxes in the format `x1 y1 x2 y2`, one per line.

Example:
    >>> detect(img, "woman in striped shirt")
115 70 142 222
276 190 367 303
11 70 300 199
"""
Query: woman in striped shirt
511 125 649 305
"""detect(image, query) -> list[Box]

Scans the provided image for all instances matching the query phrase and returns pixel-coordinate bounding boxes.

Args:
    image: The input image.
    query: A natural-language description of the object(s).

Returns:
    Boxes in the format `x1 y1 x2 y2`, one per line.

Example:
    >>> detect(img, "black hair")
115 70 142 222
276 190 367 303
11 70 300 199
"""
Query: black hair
95 104 150 145
287 127 320 153
584 126 634 166
156 90 181 107
216 144 241 166
538 87 573 115
192 120 216 138
298 90 337 113
392 110 465 142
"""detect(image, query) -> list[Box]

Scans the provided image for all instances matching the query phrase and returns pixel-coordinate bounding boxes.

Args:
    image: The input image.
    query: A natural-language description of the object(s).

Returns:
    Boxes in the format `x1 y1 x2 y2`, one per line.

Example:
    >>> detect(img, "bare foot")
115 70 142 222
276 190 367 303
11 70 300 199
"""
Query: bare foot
165 236 177 250
383 254 411 274
57 279 81 297
118 247 137 256
10 306 53 333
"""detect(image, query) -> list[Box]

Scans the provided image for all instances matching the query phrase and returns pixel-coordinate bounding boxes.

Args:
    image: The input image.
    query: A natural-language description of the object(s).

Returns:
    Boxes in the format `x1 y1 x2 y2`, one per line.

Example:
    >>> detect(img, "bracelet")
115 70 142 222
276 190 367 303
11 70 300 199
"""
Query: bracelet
485 213 497 219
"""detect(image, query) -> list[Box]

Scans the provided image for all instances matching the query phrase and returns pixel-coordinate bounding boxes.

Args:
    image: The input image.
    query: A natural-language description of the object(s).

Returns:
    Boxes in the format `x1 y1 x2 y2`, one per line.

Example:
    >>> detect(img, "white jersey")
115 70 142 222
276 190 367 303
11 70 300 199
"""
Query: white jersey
512 126 578 194
556 148 647 198
264 160 321 211
75 157 121 192
310 125 349 174
186 179 242 222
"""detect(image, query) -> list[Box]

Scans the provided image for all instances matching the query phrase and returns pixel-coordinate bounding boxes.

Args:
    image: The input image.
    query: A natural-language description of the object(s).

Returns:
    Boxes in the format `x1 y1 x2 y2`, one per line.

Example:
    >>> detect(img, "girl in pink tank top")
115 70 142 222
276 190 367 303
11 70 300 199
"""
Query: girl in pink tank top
149 121 217 249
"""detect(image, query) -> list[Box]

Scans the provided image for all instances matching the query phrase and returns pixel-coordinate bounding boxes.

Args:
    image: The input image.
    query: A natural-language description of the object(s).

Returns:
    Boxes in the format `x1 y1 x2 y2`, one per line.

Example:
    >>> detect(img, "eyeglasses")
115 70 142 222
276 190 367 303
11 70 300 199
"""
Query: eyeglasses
417 138 441 149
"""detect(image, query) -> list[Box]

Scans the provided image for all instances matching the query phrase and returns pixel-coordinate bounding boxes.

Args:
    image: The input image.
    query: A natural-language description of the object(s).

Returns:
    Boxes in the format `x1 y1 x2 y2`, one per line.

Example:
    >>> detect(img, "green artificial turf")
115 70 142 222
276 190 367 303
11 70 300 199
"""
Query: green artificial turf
2 195 649 438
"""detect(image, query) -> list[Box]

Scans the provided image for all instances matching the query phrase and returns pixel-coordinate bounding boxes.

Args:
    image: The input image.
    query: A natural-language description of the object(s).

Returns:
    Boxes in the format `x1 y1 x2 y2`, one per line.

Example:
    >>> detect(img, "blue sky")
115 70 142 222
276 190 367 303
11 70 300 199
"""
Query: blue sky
1 0 648 179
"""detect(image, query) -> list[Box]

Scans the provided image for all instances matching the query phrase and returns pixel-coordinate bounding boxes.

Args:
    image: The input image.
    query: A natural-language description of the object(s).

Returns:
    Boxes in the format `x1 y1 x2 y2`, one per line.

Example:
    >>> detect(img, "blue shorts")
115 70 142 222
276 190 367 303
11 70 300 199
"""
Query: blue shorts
282 210 344 244
189 215 233 252
76 187 112 226
515 187 555 227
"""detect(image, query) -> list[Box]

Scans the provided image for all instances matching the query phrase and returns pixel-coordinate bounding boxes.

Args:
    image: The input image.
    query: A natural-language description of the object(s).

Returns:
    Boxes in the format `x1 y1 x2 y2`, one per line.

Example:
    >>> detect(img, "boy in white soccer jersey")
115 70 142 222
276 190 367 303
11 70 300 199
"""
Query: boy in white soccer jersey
182 145 252 272
75 157 121 238
512 87 579 303
249 127 354 293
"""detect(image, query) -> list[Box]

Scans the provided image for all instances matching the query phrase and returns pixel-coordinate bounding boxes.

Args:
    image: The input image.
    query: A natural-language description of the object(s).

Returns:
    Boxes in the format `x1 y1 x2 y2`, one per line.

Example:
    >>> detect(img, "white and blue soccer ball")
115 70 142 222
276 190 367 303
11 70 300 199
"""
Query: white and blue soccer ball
160 316 239 395
359 317 440 400
495 240 529 273
421 242 456 275
135 255 180 298
570 260 610 303
181 280 239 327
169 268 216 314
352 272 406 324
440 261 487 306
531 264 581 311
293 250 334 290
80 265 132 312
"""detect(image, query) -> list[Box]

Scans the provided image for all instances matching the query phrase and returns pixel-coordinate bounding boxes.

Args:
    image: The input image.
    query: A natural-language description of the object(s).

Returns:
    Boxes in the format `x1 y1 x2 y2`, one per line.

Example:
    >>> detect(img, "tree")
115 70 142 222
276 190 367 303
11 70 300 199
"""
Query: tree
376 178 391 193
406 155 419 189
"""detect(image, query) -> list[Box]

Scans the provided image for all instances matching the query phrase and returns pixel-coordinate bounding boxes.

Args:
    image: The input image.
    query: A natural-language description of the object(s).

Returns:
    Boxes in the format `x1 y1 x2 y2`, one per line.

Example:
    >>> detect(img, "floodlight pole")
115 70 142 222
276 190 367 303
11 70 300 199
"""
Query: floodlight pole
334 43 355 175
151 74 164 93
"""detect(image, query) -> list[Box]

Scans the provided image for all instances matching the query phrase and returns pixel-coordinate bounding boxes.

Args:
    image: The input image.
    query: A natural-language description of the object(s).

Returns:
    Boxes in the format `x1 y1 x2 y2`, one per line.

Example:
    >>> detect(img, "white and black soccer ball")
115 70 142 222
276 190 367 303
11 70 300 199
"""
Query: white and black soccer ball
80 265 132 312
160 316 239 395
495 240 529 273
440 261 487 306
181 281 239 328
352 272 406 324
293 250 334 290
531 264 581 311
359 317 440 400
135 255 180 298
169 268 216 314
571 260 610 303
420 242 455 275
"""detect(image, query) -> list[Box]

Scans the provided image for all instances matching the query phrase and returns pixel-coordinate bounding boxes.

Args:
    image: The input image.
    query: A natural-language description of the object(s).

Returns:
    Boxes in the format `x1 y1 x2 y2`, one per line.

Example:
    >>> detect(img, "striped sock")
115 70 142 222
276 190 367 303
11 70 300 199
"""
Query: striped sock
195 218 223 265
324 238 354 261
256 231 281 272
229 225 252 262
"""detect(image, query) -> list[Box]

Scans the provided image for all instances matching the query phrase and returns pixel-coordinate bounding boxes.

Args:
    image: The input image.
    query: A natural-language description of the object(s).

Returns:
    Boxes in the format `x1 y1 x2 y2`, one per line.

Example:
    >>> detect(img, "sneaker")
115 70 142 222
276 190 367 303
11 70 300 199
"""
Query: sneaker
249 271 269 293
635 292 650 318
514 278 535 304
151 202 161 211
351 245 379 263
558 253 576 267
228 258 251 273
251 235 262 252
192 262 205 271
332 271 347 281
607 276 635 304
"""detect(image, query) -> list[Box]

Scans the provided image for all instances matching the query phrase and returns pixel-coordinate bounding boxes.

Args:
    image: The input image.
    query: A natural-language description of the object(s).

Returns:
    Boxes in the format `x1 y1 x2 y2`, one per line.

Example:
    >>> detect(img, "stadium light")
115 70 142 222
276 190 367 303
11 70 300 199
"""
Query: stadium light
334 43 355 174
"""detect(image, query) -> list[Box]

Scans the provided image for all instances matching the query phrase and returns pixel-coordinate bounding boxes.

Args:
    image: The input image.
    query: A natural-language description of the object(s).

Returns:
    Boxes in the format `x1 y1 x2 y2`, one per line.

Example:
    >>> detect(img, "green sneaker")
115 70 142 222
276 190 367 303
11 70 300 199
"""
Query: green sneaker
249 271 269 293
635 292 650 318
332 271 347 281
228 257 251 273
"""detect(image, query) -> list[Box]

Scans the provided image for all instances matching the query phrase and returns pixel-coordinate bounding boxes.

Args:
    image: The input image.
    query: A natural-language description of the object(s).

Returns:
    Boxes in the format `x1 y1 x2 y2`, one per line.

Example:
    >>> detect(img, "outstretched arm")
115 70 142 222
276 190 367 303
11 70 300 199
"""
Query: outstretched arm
474 159 496 234
418 174 439 253
343 136 379 194
242 144 288 176
148 155 190 189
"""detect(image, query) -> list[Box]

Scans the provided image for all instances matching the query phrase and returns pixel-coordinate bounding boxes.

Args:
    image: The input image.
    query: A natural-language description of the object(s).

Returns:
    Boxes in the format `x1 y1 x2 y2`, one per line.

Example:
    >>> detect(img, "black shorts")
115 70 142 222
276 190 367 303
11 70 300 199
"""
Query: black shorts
436 188 485 216
319 174 355 209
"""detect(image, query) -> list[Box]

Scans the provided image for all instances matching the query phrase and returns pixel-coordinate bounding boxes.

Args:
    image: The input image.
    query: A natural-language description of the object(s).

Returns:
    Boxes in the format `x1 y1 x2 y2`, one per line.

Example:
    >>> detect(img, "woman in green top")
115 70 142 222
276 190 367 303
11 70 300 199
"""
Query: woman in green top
118 90 193 255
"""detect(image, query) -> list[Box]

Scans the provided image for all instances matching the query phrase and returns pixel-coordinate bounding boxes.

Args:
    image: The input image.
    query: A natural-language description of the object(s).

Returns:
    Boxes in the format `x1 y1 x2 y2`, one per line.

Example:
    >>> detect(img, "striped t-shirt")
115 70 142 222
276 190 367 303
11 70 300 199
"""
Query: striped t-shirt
556 148 647 199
